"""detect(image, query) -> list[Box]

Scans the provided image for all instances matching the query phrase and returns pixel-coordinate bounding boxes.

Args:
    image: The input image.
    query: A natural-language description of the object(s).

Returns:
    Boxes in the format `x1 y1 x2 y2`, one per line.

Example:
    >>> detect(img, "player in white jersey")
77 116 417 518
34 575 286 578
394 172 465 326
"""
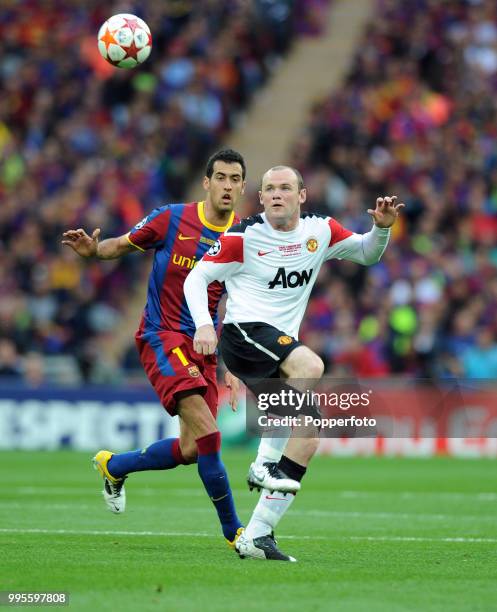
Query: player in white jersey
184 166 404 561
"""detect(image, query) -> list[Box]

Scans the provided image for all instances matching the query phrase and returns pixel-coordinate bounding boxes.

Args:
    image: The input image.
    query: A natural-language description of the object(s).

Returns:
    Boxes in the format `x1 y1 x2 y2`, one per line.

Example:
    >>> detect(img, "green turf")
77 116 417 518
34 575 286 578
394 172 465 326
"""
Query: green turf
1 451 496 611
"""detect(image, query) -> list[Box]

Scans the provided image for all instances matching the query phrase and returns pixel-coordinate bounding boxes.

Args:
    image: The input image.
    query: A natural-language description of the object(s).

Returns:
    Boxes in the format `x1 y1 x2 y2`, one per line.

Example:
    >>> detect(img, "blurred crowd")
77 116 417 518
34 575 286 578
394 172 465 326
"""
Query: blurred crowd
0 0 328 385
2 0 496 386
287 0 497 378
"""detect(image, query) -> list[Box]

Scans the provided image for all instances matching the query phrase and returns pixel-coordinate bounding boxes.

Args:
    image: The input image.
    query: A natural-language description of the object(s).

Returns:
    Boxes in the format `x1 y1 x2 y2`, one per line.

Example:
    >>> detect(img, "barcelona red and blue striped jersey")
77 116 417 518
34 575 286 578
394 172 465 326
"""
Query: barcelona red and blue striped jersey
127 201 236 338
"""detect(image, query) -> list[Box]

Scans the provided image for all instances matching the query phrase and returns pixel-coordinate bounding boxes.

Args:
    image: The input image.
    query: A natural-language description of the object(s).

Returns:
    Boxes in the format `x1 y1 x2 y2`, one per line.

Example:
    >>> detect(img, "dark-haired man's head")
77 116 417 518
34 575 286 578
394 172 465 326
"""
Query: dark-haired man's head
203 149 246 216
205 149 246 180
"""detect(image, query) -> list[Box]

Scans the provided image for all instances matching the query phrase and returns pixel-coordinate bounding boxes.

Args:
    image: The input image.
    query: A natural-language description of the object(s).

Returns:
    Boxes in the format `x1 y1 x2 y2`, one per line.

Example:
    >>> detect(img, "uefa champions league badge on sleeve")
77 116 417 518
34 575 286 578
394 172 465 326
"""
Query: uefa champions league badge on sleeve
133 216 148 231
207 240 221 257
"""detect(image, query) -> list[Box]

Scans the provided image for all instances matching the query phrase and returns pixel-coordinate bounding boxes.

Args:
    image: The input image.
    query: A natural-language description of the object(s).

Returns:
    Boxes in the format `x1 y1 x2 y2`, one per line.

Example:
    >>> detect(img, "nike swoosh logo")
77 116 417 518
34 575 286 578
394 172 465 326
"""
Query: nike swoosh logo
178 234 196 241
258 250 272 256
211 494 228 502
265 495 289 501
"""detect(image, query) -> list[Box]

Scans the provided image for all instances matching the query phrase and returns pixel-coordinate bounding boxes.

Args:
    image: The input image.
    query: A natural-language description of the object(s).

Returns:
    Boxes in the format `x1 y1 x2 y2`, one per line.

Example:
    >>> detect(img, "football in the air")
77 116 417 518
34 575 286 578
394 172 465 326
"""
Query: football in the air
97 14 152 69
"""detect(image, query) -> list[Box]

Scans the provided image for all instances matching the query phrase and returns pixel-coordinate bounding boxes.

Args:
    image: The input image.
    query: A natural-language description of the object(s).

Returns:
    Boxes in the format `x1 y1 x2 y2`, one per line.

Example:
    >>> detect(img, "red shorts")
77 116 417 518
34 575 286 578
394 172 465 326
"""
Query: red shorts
136 330 218 417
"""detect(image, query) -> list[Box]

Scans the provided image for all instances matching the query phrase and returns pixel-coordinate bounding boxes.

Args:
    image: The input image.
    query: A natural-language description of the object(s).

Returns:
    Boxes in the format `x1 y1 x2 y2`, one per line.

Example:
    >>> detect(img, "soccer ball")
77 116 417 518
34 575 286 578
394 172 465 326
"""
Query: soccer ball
97 14 152 69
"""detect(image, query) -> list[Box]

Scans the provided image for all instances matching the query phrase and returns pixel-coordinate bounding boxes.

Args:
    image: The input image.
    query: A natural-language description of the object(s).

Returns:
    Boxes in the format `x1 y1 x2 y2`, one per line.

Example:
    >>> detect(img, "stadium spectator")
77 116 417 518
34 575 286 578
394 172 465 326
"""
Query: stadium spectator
0 0 325 382
283 0 497 378
0 339 22 379
461 327 497 378
5 0 496 382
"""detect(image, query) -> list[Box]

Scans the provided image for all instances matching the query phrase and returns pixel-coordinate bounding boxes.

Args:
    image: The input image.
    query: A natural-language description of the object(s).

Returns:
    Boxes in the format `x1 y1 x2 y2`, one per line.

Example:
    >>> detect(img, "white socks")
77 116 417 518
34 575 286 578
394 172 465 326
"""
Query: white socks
246 420 295 539
244 490 296 539
254 424 291 467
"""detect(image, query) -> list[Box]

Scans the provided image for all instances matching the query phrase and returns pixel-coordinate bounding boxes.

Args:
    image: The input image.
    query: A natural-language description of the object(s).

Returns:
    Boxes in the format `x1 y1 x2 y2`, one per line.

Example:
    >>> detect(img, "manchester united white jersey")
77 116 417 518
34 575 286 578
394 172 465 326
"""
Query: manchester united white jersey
184 212 390 339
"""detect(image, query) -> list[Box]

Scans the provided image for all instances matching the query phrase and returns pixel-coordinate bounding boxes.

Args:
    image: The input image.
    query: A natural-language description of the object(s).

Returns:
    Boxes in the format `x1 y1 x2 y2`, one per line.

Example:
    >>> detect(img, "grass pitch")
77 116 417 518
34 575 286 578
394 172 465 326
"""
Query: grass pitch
1 450 496 611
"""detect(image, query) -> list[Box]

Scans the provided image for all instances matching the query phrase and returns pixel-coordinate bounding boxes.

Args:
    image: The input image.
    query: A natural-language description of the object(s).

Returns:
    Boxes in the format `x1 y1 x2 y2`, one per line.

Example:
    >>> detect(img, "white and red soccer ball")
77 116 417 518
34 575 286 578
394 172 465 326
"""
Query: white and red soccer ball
98 14 152 69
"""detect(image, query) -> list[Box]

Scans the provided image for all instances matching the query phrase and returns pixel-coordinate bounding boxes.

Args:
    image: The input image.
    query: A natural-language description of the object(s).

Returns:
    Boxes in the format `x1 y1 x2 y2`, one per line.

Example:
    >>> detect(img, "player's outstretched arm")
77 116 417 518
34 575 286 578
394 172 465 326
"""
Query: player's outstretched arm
62 228 135 259
367 195 405 228
327 194 405 265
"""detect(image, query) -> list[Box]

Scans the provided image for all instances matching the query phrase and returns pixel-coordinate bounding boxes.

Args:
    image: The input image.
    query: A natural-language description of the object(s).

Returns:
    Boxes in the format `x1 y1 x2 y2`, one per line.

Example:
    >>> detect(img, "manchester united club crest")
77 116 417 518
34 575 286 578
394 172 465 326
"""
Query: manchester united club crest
277 335 293 345
306 237 318 253
188 365 200 378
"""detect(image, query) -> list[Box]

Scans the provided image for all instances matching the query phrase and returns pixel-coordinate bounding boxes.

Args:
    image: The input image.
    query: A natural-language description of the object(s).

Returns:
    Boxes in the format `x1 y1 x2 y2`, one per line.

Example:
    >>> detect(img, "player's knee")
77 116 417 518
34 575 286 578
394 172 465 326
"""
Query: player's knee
281 347 324 379
295 352 324 379
307 354 324 379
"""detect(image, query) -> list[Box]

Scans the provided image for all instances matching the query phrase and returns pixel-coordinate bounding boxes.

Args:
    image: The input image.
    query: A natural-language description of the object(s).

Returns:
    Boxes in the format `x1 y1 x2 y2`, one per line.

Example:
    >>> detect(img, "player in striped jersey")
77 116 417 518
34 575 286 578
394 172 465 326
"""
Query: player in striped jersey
62 149 247 549
185 165 404 560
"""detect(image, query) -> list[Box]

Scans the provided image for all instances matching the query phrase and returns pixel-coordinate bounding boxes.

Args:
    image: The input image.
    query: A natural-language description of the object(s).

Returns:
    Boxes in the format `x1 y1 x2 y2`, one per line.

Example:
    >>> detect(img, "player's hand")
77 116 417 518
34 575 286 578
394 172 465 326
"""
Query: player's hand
62 228 100 258
193 324 218 355
367 196 405 228
224 371 240 412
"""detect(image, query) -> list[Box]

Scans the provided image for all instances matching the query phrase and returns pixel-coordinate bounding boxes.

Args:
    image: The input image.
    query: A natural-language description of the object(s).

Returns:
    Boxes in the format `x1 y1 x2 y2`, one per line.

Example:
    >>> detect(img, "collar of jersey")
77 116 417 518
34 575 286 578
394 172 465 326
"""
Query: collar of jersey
197 201 235 232
261 212 301 237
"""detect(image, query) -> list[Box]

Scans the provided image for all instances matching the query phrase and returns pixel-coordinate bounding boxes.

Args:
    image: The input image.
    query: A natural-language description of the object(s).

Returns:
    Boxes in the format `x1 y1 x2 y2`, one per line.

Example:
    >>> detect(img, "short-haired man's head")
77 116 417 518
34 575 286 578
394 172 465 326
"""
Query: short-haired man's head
262 166 304 190
205 149 246 180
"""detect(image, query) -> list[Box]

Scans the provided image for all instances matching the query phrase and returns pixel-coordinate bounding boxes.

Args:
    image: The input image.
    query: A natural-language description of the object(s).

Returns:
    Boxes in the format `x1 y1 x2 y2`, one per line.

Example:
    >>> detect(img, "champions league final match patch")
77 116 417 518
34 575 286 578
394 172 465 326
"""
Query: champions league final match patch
277 335 293 345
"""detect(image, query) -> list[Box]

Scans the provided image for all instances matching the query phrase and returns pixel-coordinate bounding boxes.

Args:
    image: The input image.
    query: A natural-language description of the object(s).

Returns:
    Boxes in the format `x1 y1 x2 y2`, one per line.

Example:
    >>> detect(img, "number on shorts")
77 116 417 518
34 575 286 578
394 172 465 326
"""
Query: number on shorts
172 346 189 366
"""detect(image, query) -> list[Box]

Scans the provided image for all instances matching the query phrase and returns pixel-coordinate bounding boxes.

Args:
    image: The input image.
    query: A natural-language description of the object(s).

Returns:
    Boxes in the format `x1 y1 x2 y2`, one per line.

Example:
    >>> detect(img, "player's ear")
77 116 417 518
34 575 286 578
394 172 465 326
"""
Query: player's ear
241 180 246 195
203 176 210 191
258 191 264 206
299 188 307 205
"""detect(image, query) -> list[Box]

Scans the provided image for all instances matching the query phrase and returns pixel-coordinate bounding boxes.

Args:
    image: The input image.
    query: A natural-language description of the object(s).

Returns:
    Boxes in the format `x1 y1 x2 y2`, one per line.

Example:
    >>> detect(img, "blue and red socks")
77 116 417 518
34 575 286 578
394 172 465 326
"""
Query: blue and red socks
107 437 189 479
105 431 242 542
196 431 242 542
